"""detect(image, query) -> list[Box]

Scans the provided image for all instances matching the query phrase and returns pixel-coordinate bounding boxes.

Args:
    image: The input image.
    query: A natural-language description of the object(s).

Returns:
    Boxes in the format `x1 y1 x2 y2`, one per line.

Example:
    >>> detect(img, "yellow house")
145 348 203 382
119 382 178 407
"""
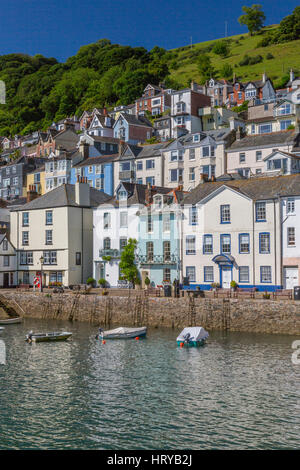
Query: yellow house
25 166 46 196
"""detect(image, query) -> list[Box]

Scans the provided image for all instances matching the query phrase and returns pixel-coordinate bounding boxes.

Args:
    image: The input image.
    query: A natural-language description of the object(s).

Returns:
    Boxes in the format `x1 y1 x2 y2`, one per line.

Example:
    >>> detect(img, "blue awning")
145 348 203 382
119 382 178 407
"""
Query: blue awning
212 254 235 265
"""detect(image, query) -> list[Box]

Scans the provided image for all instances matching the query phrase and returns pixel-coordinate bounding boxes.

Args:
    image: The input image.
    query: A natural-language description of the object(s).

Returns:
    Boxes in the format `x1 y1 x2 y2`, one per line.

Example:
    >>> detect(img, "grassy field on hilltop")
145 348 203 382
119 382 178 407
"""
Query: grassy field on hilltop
169 25 300 87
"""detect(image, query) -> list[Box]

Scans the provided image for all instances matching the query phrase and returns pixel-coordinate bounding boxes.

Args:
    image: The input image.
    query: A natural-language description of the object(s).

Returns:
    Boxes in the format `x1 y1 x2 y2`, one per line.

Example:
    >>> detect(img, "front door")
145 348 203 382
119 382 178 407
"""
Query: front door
284 267 298 289
222 267 232 289
3 273 9 288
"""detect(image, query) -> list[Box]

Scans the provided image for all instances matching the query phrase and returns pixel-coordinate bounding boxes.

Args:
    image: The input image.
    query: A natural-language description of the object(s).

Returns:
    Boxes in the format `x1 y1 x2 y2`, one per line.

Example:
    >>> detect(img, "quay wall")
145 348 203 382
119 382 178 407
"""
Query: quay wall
2 291 300 335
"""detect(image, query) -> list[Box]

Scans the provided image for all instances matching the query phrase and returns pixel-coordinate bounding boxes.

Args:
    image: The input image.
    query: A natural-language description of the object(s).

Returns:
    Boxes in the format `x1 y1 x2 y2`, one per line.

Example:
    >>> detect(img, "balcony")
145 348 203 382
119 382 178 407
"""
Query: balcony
136 254 178 265
119 170 135 181
99 249 120 259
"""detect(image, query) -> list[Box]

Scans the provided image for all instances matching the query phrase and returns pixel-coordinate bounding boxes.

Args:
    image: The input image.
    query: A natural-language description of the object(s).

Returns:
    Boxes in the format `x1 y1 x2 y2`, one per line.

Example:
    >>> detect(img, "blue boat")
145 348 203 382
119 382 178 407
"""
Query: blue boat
177 327 209 347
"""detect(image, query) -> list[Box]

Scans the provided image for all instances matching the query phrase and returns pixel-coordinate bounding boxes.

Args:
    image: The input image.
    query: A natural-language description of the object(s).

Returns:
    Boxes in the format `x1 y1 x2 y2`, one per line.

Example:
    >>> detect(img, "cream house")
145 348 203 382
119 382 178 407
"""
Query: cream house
181 176 300 291
0 231 17 287
10 179 110 287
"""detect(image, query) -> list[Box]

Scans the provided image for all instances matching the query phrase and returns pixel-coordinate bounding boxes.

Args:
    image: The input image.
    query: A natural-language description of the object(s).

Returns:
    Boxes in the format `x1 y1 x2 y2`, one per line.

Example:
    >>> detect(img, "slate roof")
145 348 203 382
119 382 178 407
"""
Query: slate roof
228 130 296 151
184 174 300 205
75 154 119 167
10 184 110 211
118 114 153 128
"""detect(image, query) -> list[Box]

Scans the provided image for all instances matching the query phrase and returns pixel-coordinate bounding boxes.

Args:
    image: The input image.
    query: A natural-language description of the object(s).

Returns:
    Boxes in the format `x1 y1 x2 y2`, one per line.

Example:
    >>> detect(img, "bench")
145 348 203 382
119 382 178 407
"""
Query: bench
212 288 231 298
234 287 256 298
272 289 292 300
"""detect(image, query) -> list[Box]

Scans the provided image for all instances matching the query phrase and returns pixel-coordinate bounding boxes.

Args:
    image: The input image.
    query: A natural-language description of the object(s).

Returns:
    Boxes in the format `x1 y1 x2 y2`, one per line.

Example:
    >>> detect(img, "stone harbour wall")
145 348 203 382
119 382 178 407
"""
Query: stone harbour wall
2 290 300 335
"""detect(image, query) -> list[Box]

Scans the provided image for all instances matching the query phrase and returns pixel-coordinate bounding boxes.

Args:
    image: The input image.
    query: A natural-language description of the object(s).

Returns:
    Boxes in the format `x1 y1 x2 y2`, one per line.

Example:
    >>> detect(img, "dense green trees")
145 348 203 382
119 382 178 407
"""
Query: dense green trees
238 4 266 36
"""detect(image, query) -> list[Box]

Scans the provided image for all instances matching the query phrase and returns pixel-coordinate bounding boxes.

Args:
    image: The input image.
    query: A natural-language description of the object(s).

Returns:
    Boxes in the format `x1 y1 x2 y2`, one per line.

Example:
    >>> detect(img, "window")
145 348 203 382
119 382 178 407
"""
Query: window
103 212 111 229
46 210 53 225
256 169 262 174
239 152 246 163
287 227 295 247
146 176 155 185
239 234 250 253
49 272 63 284
2 239 8 251
95 178 104 191
45 230 52 245
280 120 292 130
186 236 196 255
189 206 198 225
259 233 270 254
256 151 262 161
202 146 210 157
256 202 266 221
76 252 81 265
120 211 128 228
3 256 9 267
277 103 291 115
163 241 171 261
259 124 272 134
95 165 102 174
189 167 195 181
221 234 231 254
287 198 295 214
261 266 272 283
20 252 33 265
251 124 255 134
189 148 195 160
147 212 153 232
88 166 93 174
120 238 127 251
220 204 230 224
193 134 200 142
137 161 143 171
12 177 18 186
203 235 213 254
103 237 111 250
43 251 57 265
163 268 171 282
239 266 249 283
146 159 155 169
204 266 214 282
23 272 29 284
186 266 196 282
146 241 154 261
22 232 29 246
163 213 170 232
22 212 29 227
118 190 127 200
137 178 143 185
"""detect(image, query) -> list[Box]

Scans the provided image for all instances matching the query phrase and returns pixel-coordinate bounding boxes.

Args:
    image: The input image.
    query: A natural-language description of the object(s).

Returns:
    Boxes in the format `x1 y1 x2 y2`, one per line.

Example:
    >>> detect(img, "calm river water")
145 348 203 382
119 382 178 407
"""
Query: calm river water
0 318 299 450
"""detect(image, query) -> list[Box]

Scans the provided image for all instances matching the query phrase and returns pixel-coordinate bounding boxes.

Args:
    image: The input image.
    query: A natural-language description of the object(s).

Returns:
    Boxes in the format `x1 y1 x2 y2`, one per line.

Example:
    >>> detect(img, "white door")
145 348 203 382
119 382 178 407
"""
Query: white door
222 268 232 289
284 267 298 289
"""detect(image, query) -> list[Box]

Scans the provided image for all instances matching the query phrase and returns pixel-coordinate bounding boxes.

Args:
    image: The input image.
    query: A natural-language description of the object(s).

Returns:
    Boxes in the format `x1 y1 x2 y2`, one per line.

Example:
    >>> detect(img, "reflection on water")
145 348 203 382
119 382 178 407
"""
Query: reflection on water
0 318 299 449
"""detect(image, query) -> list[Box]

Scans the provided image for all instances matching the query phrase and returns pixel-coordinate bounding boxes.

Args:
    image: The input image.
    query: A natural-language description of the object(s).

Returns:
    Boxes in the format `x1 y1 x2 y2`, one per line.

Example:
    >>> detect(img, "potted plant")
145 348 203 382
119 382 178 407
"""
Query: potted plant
144 276 151 289
98 278 107 288
211 282 220 291
263 291 270 300
230 280 238 291
86 277 96 288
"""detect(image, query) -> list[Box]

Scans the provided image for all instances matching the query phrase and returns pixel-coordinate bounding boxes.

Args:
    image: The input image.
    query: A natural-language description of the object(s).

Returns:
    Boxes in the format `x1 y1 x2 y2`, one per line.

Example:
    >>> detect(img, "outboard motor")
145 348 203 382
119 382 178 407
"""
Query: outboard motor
184 332 191 344
96 328 104 340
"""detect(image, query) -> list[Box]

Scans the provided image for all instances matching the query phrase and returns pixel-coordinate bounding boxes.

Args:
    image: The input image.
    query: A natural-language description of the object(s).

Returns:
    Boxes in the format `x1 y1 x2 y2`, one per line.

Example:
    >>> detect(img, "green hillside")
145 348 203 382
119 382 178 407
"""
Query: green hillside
169 25 300 88
1 6 300 138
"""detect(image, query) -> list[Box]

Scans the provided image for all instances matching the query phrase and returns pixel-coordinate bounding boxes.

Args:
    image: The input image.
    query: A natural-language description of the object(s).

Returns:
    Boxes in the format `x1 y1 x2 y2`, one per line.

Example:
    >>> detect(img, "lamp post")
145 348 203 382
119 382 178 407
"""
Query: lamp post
39 255 44 292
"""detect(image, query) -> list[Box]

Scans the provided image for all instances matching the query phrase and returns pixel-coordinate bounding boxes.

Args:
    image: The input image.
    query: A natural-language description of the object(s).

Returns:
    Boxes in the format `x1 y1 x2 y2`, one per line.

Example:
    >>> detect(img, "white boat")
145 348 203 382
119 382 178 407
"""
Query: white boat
177 327 209 347
26 331 72 343
0 327 4 333
0 317 22 325
97 326 147 340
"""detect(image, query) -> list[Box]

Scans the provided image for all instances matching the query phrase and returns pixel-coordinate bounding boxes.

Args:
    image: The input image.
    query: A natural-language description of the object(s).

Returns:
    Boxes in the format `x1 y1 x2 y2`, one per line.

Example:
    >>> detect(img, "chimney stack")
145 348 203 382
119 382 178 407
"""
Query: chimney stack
262 72 267 84
79 141 89 160
290 69 295 84
145 181 153 204
27 185 38 203
75 177 90 206
200 173 207 184
236 126 243 141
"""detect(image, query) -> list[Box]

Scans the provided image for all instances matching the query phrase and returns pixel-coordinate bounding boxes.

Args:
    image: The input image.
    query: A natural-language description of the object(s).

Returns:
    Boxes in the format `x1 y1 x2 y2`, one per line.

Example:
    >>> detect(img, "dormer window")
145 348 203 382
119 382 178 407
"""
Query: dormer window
118 190 127 201
154 195 162 209
193 134 200 143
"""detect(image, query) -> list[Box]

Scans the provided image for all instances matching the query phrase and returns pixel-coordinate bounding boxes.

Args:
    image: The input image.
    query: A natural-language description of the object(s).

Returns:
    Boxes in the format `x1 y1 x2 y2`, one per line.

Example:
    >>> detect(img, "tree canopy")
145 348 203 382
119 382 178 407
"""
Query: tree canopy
238 4 266 35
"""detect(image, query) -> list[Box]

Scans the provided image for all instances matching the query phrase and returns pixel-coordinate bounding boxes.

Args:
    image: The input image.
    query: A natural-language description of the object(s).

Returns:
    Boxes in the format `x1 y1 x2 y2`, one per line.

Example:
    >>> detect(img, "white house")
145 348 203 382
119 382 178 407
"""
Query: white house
0 231 17 287
281 194 300 289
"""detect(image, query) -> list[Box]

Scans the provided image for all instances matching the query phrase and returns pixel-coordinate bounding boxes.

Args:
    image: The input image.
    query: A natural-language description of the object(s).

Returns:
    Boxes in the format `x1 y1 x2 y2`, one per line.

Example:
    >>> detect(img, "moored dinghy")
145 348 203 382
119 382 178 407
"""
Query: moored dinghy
96 326 147 340
0 327 4 333
177 327 209 347
26 331 72 343
0 317 22 325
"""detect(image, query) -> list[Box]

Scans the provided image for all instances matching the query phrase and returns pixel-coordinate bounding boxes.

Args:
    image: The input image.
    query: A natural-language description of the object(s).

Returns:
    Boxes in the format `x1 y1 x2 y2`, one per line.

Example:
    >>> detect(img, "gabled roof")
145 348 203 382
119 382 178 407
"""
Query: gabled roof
184 174 300 205
263 150 300 161
75 154 119 167
11 184 110 211
228 130 296 151
114 113 153 128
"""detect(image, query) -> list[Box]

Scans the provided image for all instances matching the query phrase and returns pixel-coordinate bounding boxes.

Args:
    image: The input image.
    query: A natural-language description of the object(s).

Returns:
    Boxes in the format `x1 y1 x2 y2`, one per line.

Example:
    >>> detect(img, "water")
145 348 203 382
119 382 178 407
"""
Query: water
0 318 299 450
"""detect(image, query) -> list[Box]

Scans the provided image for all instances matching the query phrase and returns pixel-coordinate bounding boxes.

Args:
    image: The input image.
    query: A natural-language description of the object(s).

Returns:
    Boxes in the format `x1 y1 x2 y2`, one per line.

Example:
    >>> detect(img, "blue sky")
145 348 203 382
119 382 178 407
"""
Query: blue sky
0 0 299 62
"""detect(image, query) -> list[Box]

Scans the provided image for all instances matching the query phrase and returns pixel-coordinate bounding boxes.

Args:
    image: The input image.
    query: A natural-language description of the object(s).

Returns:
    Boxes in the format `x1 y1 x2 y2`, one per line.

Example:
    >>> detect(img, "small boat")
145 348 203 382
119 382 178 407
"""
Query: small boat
25 331 72 343
177 327 209 347
0 327 4 333
0 317 22 325
96 326 147 340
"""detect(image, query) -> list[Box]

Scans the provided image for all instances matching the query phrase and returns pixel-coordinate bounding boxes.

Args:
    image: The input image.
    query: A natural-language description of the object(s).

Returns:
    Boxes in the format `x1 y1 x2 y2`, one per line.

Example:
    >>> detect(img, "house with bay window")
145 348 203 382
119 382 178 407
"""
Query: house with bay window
10 179 110 287
136 187 185 287
246 99 299 136
170 89 211 138
44 149 83 192
93 182 169 287
181 176 300 291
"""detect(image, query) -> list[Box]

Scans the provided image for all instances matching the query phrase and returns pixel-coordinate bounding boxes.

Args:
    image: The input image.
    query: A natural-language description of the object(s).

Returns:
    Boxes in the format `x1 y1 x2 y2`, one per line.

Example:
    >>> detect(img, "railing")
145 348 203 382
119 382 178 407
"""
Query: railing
136 254 178 265
99 249 120 258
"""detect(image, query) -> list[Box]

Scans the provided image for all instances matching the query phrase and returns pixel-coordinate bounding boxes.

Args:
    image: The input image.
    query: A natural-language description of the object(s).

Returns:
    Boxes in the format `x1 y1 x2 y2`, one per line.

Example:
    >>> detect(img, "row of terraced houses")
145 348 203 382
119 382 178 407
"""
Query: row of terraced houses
1 70 300 292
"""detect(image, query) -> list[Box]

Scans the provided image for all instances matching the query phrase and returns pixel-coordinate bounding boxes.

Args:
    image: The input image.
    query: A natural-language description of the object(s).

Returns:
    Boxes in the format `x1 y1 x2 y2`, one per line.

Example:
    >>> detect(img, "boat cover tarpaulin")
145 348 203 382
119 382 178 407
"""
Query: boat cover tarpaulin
176 327 209 342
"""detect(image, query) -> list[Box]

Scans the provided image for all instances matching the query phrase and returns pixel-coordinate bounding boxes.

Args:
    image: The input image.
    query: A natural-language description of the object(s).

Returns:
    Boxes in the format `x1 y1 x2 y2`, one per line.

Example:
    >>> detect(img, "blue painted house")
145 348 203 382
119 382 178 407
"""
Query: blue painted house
136 187 184 287
70 154 118 196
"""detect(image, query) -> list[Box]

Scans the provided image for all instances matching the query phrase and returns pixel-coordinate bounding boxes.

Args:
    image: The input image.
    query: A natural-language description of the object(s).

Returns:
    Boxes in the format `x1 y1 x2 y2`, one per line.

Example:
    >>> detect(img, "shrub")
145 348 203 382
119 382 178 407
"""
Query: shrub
266 52 274 60
144 276 151 286
220 63 233 80
263 292 270 299
230 280 238 289
212 40 230 58
86 277 95 286
239 54 263 66
98 278 107 287
256 35 273 48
